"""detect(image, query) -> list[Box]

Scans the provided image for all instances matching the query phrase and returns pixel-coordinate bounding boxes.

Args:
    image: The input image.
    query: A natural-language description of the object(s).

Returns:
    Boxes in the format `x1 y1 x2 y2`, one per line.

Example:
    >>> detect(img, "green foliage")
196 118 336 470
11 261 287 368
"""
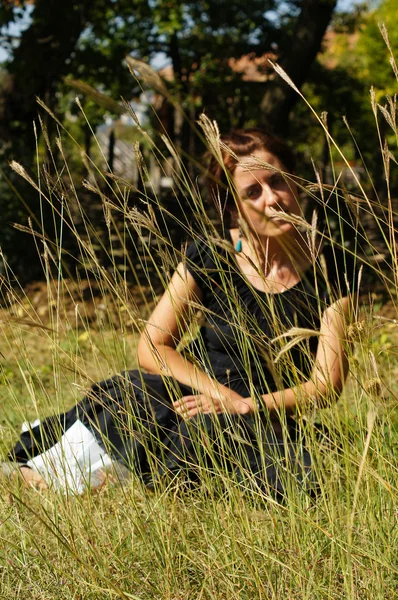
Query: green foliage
0 0 281 278
356 0 398 97
2 0 393 279
291 0 398 202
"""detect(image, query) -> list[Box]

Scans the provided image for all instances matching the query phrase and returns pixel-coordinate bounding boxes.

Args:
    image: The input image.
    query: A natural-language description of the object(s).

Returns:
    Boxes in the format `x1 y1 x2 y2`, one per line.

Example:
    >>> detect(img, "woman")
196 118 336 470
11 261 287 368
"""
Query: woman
6 128 358 495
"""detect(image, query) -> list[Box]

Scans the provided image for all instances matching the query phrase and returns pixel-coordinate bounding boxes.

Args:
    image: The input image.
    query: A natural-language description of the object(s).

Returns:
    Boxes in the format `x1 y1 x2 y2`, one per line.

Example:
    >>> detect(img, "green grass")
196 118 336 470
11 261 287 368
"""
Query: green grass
0 305 398 599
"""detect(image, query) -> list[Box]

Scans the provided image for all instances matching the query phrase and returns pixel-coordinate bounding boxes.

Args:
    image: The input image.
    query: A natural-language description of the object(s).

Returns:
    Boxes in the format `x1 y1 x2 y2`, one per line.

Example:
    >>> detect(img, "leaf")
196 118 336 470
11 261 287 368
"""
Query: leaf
125 56 170 99
65 78 126 115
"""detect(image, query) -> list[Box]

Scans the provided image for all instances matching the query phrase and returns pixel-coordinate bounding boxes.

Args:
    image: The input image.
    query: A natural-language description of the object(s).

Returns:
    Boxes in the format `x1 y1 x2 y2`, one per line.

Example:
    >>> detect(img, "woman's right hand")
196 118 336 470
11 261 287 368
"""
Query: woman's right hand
173 390 253 419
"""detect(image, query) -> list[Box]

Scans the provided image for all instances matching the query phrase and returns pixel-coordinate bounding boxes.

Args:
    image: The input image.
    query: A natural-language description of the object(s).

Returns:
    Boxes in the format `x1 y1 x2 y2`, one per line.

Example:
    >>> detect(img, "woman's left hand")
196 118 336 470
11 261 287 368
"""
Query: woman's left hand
173 392 252 419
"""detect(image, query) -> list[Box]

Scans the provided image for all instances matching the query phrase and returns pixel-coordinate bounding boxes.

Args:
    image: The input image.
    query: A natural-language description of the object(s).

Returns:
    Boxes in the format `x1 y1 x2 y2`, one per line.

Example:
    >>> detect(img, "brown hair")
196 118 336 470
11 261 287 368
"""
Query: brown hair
206 128 296 212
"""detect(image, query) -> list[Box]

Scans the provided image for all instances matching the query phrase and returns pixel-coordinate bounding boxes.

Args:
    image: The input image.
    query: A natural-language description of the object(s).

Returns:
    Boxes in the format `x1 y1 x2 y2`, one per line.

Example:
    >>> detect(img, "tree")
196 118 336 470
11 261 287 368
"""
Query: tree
260 0 338 133
0 0 340 155
0 0 154 161
304 0 398 195
0 0 155 279
0 0 340 280
355 0 398 97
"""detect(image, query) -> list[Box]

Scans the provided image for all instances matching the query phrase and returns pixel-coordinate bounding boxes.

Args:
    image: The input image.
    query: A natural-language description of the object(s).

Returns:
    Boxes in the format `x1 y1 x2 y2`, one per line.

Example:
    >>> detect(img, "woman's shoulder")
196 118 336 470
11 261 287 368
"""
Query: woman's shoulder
184 233 234 289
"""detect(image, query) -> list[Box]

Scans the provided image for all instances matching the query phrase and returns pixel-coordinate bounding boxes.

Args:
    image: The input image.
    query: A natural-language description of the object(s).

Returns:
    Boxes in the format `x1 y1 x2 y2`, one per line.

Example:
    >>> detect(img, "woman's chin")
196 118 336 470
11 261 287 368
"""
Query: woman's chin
251 220 295 238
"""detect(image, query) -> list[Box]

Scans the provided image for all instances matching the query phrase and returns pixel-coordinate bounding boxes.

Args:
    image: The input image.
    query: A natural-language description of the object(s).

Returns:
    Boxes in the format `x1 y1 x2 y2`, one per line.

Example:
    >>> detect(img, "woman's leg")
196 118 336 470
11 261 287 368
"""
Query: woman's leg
160 412 261 483
7 370 194 488
160 412 312 497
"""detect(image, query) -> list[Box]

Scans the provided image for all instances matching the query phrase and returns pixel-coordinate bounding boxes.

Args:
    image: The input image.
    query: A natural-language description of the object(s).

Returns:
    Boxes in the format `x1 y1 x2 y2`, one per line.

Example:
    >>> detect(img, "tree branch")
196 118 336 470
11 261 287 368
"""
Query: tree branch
260 0 337 134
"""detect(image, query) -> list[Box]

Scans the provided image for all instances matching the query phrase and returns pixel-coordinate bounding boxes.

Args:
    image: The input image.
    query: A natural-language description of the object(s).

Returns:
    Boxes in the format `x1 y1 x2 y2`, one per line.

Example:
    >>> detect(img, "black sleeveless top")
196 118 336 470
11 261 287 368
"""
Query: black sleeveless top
184 234 359 398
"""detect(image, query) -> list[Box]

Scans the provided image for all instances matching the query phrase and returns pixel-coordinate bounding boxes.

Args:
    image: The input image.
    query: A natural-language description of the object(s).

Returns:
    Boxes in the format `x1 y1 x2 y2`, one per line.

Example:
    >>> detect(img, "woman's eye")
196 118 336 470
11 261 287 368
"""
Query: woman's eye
271 175 285 187
244 184 261 200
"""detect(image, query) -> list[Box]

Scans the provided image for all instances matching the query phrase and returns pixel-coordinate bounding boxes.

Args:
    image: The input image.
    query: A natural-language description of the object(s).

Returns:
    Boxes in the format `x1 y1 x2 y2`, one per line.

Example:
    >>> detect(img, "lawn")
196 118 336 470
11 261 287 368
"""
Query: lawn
1 285 398 600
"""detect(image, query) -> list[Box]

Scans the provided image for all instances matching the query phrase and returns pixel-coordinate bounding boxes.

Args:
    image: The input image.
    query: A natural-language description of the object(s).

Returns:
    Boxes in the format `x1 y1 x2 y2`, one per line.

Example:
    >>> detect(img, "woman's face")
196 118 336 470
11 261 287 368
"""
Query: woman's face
232 149 300 238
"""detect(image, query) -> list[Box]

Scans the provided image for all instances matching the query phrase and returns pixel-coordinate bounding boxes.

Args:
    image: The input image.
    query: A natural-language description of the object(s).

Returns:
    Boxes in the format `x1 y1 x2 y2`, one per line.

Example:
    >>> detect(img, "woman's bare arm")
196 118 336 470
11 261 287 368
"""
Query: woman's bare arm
137 263 248 409
255 295 352 413
174 295 353 418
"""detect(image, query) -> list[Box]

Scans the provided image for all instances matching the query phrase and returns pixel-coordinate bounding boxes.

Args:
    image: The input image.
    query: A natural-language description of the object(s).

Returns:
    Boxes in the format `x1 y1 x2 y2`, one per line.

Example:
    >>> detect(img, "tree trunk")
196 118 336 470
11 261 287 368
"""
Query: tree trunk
108 128 115 173
260 0 337 135
168 32 189 172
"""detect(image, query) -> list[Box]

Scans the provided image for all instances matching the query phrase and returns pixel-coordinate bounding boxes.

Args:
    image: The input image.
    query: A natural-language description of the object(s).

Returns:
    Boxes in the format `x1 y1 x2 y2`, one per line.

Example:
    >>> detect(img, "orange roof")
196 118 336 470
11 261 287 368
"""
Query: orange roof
229 52 276 82
3 0 34 5
159 51 277 84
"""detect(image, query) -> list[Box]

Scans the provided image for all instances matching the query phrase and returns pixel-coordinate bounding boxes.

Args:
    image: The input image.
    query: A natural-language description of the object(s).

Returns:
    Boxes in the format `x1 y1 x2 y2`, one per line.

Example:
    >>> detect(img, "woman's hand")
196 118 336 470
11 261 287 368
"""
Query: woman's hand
173 391 253 419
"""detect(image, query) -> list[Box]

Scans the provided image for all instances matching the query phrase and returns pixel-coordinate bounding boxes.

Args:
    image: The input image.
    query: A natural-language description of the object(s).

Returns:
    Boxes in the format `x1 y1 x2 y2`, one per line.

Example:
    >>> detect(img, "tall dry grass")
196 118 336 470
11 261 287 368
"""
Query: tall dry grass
0 41 397 599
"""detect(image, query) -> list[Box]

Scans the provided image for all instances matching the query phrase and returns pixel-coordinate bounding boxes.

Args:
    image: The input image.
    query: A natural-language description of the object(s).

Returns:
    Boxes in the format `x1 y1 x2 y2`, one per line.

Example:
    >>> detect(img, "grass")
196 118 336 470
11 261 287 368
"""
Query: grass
1 53 398 598
1 316 398 599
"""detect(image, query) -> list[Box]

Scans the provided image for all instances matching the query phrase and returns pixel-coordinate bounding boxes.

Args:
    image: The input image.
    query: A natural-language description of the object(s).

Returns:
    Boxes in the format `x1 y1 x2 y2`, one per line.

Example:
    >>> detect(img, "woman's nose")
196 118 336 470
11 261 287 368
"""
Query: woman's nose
261 183 279 207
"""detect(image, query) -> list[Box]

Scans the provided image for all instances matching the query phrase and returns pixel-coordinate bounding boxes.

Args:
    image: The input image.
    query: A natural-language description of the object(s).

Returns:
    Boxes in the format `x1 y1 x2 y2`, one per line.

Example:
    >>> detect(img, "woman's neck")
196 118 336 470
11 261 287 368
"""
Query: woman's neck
239 229 311 274
229 227 317 293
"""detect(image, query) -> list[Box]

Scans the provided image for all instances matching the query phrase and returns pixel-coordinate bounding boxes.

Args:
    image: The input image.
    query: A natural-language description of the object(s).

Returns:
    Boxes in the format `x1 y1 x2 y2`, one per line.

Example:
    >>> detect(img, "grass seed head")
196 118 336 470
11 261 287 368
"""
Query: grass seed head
364 377 382 397
347 320 366 342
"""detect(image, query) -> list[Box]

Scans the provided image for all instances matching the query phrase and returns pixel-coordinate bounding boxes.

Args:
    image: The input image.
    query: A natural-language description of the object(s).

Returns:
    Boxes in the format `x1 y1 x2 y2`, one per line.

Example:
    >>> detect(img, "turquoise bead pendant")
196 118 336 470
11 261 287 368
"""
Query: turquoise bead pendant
235 238 242 253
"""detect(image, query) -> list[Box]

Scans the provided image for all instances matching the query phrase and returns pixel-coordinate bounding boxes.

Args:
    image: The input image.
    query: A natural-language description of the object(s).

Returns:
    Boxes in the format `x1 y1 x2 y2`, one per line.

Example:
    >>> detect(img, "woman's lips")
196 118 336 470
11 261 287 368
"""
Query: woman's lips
266 210 289 220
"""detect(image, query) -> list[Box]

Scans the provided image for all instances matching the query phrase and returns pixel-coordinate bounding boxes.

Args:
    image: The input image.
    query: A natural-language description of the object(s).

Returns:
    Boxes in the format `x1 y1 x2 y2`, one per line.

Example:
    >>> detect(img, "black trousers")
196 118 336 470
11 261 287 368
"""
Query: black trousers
9 370 312 496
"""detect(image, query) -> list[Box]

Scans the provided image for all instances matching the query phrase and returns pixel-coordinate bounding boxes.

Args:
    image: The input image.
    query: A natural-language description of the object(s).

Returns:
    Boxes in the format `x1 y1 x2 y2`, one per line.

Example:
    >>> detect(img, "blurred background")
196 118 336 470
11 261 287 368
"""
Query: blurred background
0 0 396 284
